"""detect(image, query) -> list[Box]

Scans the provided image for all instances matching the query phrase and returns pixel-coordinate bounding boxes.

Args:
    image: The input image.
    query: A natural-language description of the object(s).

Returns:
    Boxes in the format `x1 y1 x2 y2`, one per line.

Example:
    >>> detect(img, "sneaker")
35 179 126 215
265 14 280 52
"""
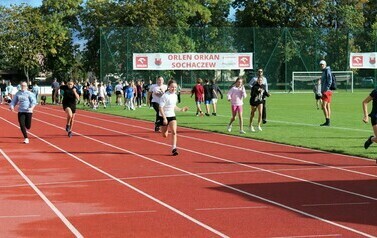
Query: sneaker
23 138 29 144
205 113 210 116
257 126 262 131
154 126 160 132
65 125 70 132
320 122 330 126
262 120 267 124
240 130 246 134
364 136 373 149
227 125 232 132
212 113 217 116
68 131 72 138
172 148 179 156
249 126 255 132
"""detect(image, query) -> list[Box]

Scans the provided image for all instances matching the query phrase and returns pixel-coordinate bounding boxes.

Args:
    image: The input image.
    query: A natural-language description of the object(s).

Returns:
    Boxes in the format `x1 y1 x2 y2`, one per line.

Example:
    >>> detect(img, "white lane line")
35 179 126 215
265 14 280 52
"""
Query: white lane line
0 149 83 238
26 118 377 238
44 107 377 178
302 202 371 207
80 210 156 215
0 215 41 219
270 234 342 238
196 206 267 211
0 118 229 238
49 106 372 161
33 111 377 202
1 165 375 190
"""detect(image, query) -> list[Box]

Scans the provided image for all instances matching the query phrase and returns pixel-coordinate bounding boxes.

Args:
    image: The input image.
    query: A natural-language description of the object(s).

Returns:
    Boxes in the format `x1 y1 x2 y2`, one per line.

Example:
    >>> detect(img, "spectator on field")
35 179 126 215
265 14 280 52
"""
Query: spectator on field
249 76 270 132
203 78 215 116
227 77 247 134
51 78 60 104
191 78 204 116
114 81 124 105
249 68 269 124
319 60 333 126
313 78 322 110
210 79 223 116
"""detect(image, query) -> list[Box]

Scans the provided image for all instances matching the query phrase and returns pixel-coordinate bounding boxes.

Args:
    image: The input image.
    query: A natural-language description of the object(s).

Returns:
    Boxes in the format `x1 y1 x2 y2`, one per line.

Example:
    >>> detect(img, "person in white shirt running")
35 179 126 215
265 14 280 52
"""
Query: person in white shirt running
158 79 189 156
151 76 167 132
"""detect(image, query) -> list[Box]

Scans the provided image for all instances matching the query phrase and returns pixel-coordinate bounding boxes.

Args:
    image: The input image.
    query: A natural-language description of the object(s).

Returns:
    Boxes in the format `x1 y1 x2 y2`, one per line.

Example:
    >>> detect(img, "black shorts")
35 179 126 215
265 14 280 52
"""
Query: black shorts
370 114 377 126
315 94 321 100
157 116 176 126
63 104 76 114
115 91 122 96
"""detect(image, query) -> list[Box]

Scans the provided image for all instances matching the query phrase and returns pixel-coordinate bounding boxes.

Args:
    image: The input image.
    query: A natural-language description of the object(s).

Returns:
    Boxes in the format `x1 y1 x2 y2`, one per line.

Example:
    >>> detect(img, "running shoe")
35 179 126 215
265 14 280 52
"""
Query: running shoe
227 125 232 132
23 138 29 144
68 131 72 138
172 148 178 156
364 136 373 149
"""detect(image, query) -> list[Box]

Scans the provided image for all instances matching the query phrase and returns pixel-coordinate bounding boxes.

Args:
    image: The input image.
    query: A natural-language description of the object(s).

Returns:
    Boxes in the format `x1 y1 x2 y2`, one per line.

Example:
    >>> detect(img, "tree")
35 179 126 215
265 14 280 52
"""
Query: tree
0 5 47 82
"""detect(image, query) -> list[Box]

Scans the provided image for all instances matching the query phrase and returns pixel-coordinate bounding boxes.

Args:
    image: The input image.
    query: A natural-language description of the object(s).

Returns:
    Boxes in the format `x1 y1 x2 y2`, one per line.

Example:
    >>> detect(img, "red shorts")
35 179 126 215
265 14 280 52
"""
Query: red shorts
321 90 333 103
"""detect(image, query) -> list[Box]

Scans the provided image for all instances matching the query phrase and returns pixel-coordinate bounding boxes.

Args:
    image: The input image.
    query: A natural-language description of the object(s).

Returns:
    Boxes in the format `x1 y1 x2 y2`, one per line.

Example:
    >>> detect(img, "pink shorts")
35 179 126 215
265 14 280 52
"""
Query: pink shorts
231 105 243 114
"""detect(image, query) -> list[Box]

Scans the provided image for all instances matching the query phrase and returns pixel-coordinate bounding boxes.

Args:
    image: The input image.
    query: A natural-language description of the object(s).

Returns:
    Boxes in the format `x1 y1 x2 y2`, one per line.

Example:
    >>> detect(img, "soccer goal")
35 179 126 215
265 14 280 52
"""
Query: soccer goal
291 71 354 93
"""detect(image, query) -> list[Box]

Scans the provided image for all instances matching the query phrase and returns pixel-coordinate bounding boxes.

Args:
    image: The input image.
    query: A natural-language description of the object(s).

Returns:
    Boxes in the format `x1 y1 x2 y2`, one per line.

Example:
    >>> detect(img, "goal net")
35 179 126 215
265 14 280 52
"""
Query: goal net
291 71 354 93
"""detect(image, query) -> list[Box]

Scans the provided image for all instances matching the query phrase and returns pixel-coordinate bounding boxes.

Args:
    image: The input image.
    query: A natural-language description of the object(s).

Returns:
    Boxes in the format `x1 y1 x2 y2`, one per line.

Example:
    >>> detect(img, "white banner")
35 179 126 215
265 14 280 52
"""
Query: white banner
350 52 377 69
133 53 253 70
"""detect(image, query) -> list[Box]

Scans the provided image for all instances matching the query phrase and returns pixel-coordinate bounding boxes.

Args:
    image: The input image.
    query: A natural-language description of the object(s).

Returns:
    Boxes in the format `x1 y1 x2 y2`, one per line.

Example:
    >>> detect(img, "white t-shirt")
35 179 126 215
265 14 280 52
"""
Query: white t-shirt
159 92 177 117
151 84 167 104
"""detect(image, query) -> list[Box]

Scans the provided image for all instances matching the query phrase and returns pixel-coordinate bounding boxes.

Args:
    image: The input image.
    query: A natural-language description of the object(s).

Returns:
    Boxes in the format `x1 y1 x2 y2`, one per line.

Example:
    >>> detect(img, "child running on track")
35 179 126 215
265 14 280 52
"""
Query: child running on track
9 81 37 144
60 80 80 137
227 77 247 134
362 88 377 152
159 79 189 156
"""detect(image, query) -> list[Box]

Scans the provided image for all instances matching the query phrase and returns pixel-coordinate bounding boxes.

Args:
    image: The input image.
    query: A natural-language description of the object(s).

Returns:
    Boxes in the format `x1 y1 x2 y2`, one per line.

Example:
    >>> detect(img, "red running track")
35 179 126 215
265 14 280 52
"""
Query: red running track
0 104 376 237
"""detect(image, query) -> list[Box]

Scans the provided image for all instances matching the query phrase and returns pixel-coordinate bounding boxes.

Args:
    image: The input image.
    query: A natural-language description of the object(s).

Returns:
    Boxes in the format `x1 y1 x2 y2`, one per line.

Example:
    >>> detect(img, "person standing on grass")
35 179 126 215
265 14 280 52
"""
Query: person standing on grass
191 78 204 116
9 81 37 144
210 79 223 116
249 76 270 132
319 60 333 126
60 80 80 138
313 78 322 110
159 79 189 156
362 88 377 150
203 78 214 116
227 77 247 134
249 68 268 124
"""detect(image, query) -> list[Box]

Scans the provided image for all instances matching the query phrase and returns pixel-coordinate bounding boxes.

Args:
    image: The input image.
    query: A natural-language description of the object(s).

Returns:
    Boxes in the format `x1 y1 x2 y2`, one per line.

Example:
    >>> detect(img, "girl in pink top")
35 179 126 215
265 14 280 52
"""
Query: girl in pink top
227 77 247 134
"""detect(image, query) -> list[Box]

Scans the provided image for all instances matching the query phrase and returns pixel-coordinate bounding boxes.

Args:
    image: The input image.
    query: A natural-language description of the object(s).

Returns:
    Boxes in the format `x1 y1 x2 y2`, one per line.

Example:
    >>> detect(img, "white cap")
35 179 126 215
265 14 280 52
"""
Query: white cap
319 60 326 65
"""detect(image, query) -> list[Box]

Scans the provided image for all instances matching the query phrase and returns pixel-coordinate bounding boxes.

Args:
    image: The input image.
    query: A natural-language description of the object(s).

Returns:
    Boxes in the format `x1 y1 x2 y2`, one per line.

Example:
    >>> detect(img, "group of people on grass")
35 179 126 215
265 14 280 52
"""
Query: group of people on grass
6 60 377 155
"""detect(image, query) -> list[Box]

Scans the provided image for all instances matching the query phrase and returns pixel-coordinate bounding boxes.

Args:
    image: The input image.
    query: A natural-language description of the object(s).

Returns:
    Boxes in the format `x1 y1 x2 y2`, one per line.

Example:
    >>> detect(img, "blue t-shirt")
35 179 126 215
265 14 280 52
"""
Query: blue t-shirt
10 90 37 113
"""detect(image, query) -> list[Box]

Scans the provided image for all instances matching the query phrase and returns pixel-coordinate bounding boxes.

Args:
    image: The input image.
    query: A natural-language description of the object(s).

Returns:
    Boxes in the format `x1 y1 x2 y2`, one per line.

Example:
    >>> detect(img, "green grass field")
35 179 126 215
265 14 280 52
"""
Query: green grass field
74 89 376 160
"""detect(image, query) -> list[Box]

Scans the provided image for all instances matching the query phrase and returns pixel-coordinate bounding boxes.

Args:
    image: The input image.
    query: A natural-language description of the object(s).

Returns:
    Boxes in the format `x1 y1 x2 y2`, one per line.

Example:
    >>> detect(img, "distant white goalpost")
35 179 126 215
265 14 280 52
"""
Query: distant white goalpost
291 71 354 93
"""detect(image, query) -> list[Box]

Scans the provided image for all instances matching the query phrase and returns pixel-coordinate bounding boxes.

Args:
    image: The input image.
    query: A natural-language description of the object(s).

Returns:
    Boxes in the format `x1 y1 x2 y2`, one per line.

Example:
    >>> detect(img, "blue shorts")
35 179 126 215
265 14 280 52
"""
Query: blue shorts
204 100 211 105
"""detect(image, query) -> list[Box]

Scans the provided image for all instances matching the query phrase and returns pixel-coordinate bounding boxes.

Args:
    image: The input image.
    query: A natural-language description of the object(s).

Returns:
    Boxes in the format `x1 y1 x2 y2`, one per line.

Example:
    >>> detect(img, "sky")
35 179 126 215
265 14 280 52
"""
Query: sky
0 0 42 7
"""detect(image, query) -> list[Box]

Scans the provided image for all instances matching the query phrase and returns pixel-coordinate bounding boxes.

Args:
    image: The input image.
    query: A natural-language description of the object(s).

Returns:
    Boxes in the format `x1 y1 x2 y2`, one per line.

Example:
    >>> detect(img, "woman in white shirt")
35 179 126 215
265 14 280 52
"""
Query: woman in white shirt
158 79 188 156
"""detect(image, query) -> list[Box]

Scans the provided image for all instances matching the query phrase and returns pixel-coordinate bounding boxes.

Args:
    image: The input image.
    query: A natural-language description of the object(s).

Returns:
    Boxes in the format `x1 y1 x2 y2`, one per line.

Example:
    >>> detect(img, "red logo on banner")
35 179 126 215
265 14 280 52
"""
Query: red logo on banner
352 55 363 67
370 54 376 65
238 56 250 67
136 56 148 68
